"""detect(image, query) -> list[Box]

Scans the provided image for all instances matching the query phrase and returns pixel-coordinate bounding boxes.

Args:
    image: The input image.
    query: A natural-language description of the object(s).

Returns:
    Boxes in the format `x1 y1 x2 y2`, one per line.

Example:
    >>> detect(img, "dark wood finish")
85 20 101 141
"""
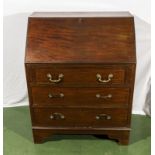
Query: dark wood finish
33 66 125 85
26 64 134 87
32 127 130 145
32 108 128 127
25 12 136 64
31 86 129 107
25 12 136 145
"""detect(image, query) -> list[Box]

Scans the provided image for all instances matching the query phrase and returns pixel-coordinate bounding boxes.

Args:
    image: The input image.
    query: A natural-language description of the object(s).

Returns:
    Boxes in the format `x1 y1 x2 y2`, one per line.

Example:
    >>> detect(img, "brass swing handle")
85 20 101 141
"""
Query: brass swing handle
96 94 112 99
48 93 64 98
50 113 65 120
47 73 64 83
96 114 112 120
96 73 113 83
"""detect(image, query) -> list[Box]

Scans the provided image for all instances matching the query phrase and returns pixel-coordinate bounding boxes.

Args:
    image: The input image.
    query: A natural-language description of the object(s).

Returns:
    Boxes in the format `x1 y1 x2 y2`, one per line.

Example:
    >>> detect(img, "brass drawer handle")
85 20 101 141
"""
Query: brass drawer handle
47 73 64 83
96 73 113 83
48 93 64 98
96 94 112 99
96 114 112 120
50 113 65 120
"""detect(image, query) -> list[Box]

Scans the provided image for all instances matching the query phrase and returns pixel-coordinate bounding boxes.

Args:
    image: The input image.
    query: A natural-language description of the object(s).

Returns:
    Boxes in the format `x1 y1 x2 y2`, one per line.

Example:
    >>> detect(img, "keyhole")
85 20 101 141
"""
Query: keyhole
78 18 82 23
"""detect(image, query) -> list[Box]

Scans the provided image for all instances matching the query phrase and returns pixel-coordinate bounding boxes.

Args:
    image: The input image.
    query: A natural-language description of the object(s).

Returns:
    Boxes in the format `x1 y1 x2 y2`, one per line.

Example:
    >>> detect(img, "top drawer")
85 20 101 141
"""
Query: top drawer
26 65 128 86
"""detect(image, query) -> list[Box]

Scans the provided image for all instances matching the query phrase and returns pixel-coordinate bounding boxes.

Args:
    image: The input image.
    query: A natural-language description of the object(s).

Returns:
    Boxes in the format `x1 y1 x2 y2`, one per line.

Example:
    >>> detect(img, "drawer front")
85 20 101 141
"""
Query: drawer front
31 66 126 86
31 87 129 107
32 108 128 127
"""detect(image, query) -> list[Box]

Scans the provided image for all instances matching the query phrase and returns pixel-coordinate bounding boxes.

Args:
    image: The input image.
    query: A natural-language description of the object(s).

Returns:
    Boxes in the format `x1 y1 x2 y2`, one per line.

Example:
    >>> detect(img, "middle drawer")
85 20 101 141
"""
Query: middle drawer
31 86 129 107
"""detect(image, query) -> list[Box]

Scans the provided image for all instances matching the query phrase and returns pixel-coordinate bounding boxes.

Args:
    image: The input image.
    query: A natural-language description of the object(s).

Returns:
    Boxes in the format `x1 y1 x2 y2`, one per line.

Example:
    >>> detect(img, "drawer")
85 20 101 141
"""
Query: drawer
29 66 126 86
31 86 129 107
32 108 128 127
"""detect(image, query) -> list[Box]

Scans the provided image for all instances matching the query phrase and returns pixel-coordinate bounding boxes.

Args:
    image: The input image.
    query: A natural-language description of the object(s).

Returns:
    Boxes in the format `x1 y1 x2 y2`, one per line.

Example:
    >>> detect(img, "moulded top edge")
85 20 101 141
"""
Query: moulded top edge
29 12 133 18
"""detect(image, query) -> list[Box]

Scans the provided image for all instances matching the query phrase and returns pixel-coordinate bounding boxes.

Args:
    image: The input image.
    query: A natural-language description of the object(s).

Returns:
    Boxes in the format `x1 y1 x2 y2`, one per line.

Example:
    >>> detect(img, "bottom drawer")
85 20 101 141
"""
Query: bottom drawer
32 108 128 127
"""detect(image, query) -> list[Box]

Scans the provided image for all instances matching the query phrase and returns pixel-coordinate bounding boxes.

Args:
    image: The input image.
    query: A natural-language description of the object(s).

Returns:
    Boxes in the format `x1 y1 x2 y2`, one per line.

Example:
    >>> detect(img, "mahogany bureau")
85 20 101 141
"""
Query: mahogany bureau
25 12 136 145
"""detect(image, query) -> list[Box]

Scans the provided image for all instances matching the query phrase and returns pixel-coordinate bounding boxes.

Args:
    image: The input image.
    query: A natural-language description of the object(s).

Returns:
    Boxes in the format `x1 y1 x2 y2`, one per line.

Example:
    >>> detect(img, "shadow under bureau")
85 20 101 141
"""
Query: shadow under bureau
25 12 136 145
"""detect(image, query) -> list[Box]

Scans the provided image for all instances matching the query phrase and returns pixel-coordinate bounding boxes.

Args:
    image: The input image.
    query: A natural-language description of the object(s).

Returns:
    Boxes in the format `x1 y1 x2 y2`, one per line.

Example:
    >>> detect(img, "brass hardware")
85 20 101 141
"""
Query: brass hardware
48 93 64 98
96 73 113 83
47 73 64 83
96 94 112 99
50 113 65 120
96 114 112 120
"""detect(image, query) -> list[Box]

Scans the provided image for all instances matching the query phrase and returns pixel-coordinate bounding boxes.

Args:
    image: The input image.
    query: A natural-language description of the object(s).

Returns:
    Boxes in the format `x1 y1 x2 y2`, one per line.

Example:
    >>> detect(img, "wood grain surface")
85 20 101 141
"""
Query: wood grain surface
25 13 136 63
25 12 136 145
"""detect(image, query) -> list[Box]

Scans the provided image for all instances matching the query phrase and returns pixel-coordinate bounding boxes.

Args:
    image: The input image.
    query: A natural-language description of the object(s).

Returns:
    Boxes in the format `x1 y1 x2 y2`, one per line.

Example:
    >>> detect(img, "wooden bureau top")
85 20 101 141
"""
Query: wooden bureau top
25 12 136 64
30 12 133 18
